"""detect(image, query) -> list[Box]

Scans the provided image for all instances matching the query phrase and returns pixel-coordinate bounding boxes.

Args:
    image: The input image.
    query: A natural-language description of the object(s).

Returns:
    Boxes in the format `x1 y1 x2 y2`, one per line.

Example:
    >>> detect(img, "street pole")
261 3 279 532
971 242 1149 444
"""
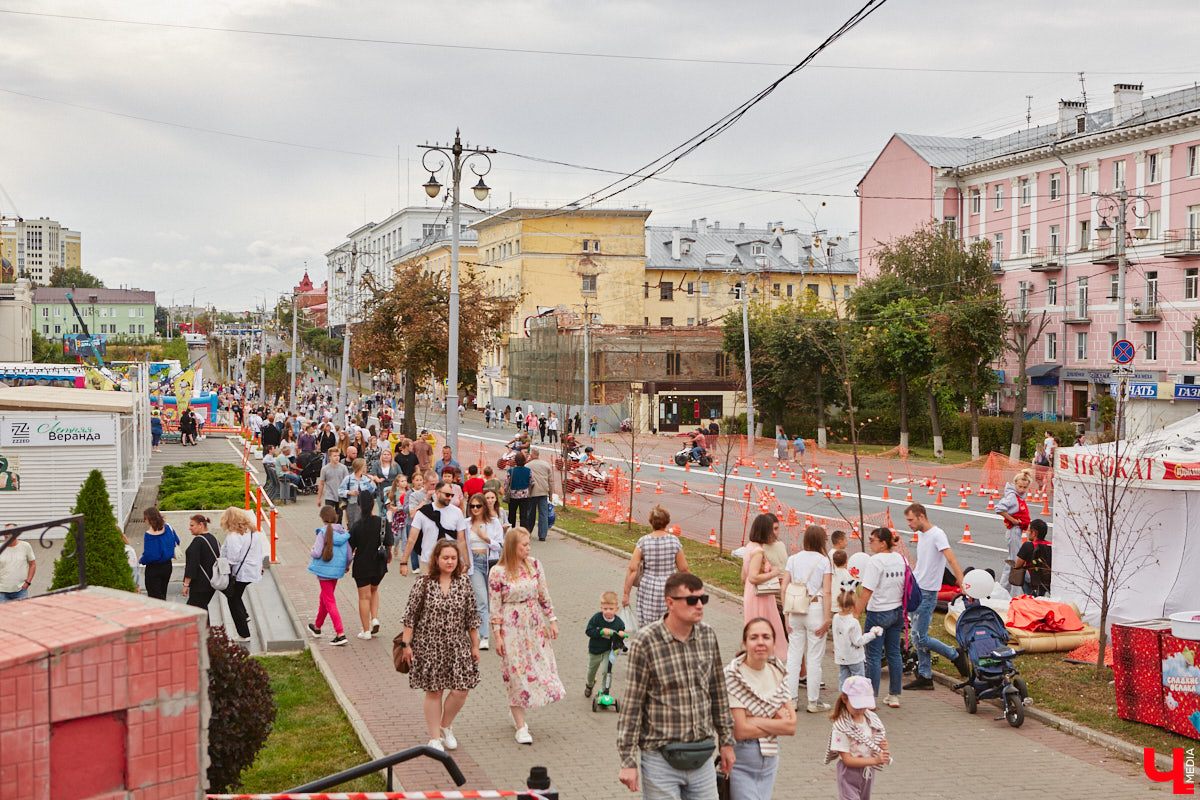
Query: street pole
582 297 590 417
741 280 754 445
289 289 299 413
1115 190 1128 345
259 306 266 404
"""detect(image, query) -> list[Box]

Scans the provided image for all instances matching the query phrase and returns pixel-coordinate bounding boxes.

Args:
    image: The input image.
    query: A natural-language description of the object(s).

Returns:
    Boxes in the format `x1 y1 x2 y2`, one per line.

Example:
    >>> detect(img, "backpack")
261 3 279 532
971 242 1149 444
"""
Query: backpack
203 536 232 592
901 558 924 611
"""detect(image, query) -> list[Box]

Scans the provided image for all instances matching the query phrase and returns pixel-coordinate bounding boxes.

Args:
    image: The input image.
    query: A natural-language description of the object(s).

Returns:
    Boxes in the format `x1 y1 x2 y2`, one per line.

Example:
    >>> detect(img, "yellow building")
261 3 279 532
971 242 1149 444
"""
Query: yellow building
472 206 651 402
0 217 82 285
643 221 859 324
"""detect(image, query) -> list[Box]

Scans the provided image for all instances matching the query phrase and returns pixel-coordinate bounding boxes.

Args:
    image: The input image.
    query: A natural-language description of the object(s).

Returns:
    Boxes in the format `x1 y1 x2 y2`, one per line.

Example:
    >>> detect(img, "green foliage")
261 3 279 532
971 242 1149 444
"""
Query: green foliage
206 627 277 793
158 462 245 510
302 326 343 360
48 265 105 288
50 470 136 591
31 330 74 364
161 335 189 363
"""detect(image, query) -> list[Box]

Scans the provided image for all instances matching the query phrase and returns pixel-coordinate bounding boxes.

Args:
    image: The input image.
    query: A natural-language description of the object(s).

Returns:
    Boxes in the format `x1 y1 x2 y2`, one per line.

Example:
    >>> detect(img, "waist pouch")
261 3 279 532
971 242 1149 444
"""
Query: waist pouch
660 739 715 771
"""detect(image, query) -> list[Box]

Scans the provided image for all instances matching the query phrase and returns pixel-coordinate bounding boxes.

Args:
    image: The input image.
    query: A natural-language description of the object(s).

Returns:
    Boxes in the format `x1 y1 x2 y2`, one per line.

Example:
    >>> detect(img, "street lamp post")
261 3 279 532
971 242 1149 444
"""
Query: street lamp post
731 277 756 445
418 129 494 457
330 245 374 427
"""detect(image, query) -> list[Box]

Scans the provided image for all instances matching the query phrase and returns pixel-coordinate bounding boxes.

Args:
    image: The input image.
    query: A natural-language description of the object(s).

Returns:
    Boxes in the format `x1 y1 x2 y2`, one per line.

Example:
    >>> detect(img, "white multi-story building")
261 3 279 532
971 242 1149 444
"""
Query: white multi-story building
0 217 82 286
325 206 488 329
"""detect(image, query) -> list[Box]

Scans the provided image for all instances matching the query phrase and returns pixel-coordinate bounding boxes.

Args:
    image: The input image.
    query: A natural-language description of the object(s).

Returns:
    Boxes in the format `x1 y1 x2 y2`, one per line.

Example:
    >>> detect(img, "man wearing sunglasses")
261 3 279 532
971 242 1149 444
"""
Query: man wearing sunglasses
617 572 735 798
399 479 468 575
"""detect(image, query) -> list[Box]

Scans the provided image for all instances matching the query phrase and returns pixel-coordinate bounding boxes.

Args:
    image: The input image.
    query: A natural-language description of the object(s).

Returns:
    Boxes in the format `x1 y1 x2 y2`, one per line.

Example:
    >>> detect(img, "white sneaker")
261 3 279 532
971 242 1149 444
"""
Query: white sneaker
427 738 444 752
356 631 372 640
371 618 381 634
479 638 489 651
515 725 533 745
806 701 831 713
441 726 458 750
885 694 900 708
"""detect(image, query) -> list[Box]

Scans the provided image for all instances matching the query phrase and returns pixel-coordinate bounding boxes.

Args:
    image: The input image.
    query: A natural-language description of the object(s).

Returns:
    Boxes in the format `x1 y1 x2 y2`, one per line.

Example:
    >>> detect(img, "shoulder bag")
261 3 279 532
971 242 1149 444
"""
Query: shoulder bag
754 547 781 595
783 560 822 615
901 557 924 610
203 536 232 592
221 537 253 594
394 577 429 673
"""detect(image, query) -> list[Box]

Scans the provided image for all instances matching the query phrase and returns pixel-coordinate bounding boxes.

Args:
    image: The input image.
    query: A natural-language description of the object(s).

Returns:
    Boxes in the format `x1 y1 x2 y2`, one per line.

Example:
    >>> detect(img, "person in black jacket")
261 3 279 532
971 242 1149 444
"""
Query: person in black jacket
260 414 282 449
182 514 220 621
348 492 390 639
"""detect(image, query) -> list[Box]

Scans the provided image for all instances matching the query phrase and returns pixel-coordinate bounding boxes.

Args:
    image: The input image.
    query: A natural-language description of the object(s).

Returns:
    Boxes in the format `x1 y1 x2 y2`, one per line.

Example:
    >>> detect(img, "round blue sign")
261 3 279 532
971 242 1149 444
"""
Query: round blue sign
1113 339 1135 364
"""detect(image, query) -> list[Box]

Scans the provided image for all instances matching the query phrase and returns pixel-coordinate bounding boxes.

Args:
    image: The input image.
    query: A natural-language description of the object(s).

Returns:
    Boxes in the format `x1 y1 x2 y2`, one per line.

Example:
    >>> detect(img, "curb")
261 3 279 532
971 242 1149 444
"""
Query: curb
927 670 1173 773
553 522 1172 774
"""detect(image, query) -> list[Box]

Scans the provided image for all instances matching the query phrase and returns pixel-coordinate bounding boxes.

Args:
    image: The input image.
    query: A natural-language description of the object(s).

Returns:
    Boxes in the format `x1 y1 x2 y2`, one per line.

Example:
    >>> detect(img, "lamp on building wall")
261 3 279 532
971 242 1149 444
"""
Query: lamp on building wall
418 129 495 455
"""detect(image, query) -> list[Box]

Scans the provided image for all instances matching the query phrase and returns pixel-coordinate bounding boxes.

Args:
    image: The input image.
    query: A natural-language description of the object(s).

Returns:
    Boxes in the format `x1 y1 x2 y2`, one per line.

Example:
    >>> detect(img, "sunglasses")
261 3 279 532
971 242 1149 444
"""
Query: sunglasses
667 594 709 606
469 504 483 509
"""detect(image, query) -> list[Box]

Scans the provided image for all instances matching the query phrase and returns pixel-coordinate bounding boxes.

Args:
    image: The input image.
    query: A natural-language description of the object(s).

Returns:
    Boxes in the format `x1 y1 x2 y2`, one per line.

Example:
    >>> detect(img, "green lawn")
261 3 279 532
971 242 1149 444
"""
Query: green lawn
818 443 979 465
158 462 246 510
239 651 386 794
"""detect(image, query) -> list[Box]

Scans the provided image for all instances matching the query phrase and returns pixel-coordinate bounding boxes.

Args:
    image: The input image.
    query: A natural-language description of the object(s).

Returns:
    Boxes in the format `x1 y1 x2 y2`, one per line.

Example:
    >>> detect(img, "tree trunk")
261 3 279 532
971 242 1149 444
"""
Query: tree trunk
898 374 909 452
927 385 944 459
815 369 827 448
969 372 981 460
402 369 417 440
1010 340 1029 461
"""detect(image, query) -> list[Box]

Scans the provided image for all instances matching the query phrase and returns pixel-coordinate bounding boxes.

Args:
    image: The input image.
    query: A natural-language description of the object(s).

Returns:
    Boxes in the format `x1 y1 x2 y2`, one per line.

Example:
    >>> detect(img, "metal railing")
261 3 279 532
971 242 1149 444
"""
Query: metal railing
0 515 87 591
1164 228 1200 256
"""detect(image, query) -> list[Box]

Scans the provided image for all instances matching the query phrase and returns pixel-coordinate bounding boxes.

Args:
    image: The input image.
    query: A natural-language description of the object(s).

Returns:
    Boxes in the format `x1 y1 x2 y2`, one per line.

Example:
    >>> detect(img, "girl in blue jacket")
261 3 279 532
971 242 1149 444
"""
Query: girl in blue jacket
308 505 351 646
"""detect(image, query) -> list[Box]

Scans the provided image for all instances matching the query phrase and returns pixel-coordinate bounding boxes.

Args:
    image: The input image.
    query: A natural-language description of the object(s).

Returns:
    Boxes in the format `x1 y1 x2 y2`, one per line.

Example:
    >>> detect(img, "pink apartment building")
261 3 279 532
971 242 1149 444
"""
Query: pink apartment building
859 83 1200 430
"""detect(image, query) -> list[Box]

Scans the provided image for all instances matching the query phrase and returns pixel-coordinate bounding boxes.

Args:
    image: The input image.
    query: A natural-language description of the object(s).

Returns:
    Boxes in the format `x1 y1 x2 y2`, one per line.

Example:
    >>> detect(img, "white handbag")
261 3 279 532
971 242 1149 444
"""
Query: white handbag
783 562 821 615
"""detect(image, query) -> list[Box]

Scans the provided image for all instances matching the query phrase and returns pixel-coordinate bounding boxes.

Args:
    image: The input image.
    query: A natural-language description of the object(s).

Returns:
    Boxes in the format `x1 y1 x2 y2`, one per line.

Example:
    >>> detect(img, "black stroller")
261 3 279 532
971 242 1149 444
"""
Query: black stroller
295 451 323 495
952 599 1030 727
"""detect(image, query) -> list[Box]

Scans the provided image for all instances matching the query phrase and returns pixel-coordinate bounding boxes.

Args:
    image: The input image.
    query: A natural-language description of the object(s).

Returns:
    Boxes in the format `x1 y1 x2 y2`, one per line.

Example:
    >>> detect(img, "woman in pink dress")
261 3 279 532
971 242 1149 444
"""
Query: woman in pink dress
488 526 565 745
742 513 788 661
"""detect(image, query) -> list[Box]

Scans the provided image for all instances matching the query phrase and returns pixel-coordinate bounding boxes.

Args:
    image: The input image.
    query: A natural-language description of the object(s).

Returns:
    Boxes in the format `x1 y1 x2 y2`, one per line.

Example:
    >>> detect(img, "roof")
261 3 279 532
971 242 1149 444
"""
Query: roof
892 84 1200 170
0 386 134 413
1024 364 1061 378
472 205 652 231
32 287 155 304
645 225 858 275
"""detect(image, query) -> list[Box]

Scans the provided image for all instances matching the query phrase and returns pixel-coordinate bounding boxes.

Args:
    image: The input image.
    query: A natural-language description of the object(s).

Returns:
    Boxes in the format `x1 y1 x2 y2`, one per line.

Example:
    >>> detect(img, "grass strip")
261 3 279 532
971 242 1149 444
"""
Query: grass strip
239 651 386 794
158 462 246 510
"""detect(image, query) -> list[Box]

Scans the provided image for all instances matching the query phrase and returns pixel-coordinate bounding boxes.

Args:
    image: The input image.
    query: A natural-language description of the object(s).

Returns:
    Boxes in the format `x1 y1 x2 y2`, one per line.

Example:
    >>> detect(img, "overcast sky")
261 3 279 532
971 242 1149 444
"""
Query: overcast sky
3 1 1199 309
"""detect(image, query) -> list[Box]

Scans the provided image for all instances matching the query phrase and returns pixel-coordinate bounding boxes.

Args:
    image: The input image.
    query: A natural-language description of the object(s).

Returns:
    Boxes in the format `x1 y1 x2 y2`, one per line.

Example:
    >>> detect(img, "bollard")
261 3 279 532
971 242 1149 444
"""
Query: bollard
255 487 264 532
270 507 278 563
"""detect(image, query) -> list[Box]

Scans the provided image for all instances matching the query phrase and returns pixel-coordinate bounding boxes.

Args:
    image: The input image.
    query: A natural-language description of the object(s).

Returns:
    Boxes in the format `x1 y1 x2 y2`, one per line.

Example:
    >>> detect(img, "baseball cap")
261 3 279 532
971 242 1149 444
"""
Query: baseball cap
841 676 876 709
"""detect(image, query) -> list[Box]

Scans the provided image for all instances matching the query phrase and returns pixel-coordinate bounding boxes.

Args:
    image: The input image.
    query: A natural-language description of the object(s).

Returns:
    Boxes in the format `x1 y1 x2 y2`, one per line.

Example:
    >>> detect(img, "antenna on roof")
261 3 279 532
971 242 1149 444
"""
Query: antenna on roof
1078 71 1088 108
1026 96 1033 128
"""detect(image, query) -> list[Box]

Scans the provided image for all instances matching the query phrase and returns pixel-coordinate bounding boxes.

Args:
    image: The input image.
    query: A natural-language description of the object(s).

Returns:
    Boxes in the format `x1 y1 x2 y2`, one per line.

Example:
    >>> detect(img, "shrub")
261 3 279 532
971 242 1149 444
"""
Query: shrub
158 462 246 510
207 627 276 793
51 469 136 591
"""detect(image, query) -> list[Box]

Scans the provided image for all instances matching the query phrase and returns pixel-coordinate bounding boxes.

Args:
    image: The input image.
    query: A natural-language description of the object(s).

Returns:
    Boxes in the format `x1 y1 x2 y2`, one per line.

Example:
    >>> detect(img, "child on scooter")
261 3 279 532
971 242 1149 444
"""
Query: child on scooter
584 591 627 697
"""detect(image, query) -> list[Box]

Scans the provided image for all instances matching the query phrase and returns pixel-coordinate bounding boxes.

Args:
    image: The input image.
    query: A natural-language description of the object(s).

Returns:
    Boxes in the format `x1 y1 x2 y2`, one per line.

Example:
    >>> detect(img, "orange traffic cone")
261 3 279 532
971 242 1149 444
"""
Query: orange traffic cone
787 508 799 525
881 486 890 500
634 481 642 494
865 469 871 480
655 481 663 494
717 484 724 496
789 470 796 480
569 493 578 507
660 460 666 472
935 491 944 506
744 484 752 498
851 523 861 539
732 466 739 476
1041 494 1051 515
959 493 969 509
960 524 974 544
755 468 762 477
806 484 815 497
887 471 894 483
681 482 691 495
835 485 843 499
805 514 814 525
770 469 777 478
685 461 691 472
708 528 718 546
985 495 995 511
910 529 919 544
905 488 913 502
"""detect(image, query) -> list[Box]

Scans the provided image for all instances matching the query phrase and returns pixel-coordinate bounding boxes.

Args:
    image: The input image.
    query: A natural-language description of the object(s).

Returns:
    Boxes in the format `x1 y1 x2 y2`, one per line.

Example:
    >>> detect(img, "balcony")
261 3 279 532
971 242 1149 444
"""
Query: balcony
1090 241 1120 264
1131 294 1162 322
1064 305 1091 324
1029 246 1063 272
1164 229 1200 258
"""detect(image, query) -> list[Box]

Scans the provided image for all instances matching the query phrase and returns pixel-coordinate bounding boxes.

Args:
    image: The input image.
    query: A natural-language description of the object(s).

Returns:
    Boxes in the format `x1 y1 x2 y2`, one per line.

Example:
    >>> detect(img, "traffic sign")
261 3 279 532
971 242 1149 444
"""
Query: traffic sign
1111 364 1136 377
1112 339 1135 364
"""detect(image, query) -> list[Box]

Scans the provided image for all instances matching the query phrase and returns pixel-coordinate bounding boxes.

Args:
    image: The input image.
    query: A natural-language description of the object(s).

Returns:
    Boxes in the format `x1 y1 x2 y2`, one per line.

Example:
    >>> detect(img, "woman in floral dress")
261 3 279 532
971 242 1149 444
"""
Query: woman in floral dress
622 505 689 629
489 527 564 745
398 539 480 752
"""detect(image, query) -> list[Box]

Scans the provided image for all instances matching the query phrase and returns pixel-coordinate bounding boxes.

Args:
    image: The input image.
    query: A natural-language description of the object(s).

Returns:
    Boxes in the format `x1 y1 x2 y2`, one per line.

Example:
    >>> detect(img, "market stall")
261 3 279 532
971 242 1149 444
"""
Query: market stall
0 386 149 526
1052 413 1200 626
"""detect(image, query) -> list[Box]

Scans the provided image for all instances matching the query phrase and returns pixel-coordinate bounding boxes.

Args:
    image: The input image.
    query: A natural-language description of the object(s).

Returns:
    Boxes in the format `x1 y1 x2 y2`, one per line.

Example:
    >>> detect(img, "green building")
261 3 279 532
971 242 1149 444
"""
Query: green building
32 287 156 341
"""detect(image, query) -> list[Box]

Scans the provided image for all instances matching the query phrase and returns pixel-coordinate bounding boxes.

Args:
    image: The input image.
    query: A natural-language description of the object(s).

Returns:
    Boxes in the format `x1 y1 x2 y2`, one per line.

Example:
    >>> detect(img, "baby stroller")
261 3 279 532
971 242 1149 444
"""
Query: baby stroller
295 451 323 495
952 599 1030 727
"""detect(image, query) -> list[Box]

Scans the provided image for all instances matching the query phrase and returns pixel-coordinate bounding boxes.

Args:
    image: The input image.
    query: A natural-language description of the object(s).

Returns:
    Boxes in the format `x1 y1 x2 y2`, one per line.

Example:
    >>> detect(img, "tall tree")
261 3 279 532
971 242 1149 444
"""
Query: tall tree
48 266 105 288
1005 308 1053 460
352 262 516 439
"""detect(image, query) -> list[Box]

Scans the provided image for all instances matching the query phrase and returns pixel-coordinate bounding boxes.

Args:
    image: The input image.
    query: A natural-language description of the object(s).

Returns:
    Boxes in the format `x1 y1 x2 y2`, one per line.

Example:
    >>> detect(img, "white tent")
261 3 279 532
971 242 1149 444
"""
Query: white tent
1053 413 1200 626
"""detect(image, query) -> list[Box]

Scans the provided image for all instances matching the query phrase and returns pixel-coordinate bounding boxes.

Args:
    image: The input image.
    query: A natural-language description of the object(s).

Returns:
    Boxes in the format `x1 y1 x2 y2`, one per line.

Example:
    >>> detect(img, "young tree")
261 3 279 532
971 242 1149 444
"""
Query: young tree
932 297 1007 458
48 266 104 288
1005 308 1053 460
51 470 136 591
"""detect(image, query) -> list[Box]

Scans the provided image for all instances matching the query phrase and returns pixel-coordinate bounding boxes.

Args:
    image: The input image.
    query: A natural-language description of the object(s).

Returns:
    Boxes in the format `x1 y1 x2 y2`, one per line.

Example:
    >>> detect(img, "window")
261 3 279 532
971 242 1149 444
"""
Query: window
786 284 793 297
1109 273 1119 301
806 284 819 297
659 282 674 301
1076 276 1089 318
842 285 853 300
581 274 597 294
1147 210 1161 240
1113 159 1126 190
700 281 709 297
1190 145 1200 177
970 189 981 214
1078 165 1090 194
40 307 48 318
1043 389 1058 419
1020 229 1031 255
1186 268 1198 300
1018 281 1030 312
943 216 957 238
1185 331 1197 363
1145 330 1158 361
1049 173 1061 200
994 184 1004 210
1047 279 1058 305
1079 219 1091 250
660 317 674 327
666 352 681 374
687 317 695 326
1076 332 1088 361
138 308 145 317
715 352 730 378
1146 270 1159 311
1148 152 1161 184
686 281 695 297
772 283 781 297
128 307 135 317
138 324 144 334
422 223 446 239
54 324 60 334
1020 178 1031 206
42 325 48 334
1048 225 1061 254
751 244 765 255
1045 332 1057 361
583 239 601 252
72 324 79 333
993 232 1004 260
1109 331 1118 352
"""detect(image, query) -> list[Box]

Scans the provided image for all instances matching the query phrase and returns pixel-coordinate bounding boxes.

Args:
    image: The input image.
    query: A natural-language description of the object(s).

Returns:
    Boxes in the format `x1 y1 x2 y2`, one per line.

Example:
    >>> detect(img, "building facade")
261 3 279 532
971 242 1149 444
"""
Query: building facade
33 288 155 340
0 218 81 286
0 279 34 360
860 82 1200 429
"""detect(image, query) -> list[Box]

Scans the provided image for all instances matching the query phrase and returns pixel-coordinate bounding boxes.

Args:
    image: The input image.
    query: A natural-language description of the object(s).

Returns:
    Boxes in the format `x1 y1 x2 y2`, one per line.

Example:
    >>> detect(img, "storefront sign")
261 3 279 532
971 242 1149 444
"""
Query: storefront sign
1174 384 1200 401
0 416 116 447
1062 368 1159 383
1127 383 1159 399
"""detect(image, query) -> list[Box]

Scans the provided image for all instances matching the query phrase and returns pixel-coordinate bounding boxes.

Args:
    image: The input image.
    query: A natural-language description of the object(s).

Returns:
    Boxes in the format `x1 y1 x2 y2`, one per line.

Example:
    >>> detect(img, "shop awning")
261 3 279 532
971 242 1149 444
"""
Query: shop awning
1025 364 1060 386
0 386 134 413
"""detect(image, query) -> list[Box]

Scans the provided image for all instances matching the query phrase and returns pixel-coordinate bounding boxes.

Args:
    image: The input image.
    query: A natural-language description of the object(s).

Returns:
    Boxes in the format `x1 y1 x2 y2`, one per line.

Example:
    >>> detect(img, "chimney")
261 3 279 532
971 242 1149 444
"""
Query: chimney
713 220 720 231
1112 83 1144 125
690 219 698 232
671 228 681 261
698 217 708 232
1057 99 1087 137
738 222 745 232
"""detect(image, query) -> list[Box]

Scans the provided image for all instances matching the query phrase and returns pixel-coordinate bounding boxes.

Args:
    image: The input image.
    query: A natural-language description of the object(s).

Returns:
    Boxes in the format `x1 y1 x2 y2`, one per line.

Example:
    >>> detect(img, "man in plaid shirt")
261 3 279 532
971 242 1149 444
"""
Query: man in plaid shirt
617 572 735 798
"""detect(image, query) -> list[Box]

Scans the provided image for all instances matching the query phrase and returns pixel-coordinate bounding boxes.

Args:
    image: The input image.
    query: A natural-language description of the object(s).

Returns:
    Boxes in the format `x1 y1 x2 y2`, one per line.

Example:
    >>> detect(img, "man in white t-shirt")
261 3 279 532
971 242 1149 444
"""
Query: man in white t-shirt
1043 432 1056 462
904 503 969 690
400 480 468 572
